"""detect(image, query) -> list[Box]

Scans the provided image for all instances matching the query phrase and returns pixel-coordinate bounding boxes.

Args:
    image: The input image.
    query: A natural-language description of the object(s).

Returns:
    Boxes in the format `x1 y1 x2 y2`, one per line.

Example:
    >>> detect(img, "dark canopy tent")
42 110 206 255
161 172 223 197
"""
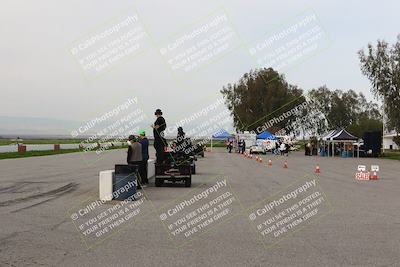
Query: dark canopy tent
322 129 359 157
256 131 277 140
331 129 358 141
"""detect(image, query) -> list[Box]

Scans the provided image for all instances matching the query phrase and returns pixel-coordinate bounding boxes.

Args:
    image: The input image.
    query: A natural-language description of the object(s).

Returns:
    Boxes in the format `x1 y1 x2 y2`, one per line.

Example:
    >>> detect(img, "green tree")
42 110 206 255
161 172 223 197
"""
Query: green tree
307 87 382 137
358 36 400 133
220 68 304 133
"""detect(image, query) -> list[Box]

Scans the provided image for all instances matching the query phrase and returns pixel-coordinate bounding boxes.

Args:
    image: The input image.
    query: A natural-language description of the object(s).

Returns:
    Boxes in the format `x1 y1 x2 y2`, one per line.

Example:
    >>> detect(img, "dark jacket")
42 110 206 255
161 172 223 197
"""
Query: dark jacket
139 138 149 160
127 142 142 163
153 116 166 142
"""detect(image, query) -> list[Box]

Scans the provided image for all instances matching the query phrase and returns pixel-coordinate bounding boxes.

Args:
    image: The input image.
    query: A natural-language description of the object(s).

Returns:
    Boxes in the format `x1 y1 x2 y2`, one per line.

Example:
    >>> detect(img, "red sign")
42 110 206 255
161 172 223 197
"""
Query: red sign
355 172 370 180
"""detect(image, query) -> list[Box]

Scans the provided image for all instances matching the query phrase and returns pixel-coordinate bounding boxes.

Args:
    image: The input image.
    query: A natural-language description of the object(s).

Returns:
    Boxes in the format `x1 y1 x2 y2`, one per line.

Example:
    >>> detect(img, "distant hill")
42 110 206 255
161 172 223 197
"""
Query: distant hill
0 116 151 138
0 116 81 136
0 116 228 140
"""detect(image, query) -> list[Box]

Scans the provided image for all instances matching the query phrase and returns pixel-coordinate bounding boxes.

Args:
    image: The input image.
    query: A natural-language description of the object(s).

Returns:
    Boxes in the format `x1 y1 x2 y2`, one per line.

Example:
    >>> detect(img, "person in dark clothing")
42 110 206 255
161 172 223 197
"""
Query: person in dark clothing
242 140 246 154
152 109 166 163
228 140 233 153
127 135 143 189
238 140 243 153
275 141 279 154
176 126 185 153
138 130 149 185
285 143 290 156
177 127 185 142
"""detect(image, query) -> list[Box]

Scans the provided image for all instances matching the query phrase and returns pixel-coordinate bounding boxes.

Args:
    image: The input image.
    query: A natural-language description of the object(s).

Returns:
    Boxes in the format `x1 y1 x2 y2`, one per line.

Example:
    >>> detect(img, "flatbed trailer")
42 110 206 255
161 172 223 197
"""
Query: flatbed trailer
155 151 193 187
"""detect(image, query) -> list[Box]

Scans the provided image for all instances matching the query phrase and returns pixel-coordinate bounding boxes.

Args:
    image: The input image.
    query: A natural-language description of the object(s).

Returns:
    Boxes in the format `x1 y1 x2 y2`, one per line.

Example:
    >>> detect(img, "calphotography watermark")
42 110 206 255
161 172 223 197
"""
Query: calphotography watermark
245 97 329 139
247 177 333 249
68 182 151 249
163 96 232 164
248 10 330 73
157 177 241 247
70 10 151 78
71 97 147 164
158 9 242 80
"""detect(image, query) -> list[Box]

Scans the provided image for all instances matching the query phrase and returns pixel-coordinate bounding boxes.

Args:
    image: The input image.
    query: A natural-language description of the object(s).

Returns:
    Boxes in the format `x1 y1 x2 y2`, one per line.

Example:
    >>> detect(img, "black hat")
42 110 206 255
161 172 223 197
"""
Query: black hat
155 109 162 115
128 135 135 141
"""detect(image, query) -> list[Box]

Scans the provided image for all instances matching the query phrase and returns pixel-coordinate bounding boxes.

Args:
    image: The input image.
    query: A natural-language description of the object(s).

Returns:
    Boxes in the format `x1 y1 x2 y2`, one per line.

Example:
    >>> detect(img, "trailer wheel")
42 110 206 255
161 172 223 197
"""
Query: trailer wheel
155 178 163 187
185 177 191 187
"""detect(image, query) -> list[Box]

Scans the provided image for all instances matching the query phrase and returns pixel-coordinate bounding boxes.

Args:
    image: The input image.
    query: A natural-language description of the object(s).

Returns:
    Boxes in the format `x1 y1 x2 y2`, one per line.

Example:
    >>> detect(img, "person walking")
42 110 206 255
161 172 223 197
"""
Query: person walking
127 135 143 189
151 109 166 163
138 130 149 186
306 142 312 156
228 140 233 153
275 141 280 155
280 142 286 156
285 142 290 156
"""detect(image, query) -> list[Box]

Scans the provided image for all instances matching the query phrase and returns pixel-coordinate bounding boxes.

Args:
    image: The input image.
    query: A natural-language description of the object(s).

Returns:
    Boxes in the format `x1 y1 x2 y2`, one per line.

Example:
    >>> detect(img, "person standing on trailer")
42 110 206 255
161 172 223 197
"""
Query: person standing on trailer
151 109 166 163
176 126 185 153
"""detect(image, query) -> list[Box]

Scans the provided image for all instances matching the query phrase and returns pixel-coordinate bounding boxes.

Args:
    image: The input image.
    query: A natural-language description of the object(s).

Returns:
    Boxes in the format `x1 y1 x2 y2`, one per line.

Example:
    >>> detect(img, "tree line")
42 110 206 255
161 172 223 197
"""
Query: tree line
221 35 400 140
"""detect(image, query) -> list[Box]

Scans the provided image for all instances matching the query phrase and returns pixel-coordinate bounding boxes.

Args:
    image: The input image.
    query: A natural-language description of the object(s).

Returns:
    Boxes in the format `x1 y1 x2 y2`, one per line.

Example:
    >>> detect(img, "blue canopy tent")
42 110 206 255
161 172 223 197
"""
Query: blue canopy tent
211 129 232 151
256 131 277 140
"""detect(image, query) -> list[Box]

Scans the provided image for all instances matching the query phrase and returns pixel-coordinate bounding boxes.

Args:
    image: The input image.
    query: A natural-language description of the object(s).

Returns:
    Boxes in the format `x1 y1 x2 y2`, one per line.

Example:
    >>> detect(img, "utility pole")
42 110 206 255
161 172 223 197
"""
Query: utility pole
382 99 385 154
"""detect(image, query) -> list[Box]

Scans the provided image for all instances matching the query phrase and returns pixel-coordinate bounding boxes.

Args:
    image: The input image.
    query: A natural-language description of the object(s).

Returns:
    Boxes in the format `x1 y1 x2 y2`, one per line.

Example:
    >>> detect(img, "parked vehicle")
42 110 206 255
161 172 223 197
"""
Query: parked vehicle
249 145 266 154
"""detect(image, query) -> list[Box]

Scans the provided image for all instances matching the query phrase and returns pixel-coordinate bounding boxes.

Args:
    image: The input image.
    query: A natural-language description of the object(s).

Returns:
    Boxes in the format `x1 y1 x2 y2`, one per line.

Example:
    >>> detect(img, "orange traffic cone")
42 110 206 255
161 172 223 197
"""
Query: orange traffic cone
255 156 259 161
283 161 288 169
371 171 378 180
268 159 272 166
259 158 263 163
315 165 320 174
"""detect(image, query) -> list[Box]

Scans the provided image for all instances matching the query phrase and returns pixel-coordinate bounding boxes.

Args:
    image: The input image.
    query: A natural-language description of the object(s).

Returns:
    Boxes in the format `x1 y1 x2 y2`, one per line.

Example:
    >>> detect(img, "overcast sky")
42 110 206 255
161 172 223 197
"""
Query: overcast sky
1 0 399 134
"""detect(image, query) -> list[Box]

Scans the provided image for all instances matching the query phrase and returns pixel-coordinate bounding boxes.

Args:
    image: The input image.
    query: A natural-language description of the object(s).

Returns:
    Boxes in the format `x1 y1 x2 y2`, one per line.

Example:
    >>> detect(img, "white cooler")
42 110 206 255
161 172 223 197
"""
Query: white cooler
99 170 114 201
99 160 156 201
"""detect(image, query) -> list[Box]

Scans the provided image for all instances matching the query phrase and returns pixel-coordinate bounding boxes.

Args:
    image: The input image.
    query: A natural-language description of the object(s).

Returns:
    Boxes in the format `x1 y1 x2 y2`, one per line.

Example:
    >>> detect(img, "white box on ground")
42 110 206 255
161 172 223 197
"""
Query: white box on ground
99 170 114 201
148 158 155 179
371 165 379 172
357 165 366 172
99 160 155 201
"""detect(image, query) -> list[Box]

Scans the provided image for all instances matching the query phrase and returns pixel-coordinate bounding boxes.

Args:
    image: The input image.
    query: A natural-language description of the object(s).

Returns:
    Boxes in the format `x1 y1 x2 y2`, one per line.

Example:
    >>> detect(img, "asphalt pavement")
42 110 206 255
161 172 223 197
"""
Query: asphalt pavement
0 148 399 266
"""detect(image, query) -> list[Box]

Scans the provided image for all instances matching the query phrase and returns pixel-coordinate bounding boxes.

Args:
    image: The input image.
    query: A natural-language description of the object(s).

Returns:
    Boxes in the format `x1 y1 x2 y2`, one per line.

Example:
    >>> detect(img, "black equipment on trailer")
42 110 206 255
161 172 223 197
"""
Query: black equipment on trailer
155 151 192 187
